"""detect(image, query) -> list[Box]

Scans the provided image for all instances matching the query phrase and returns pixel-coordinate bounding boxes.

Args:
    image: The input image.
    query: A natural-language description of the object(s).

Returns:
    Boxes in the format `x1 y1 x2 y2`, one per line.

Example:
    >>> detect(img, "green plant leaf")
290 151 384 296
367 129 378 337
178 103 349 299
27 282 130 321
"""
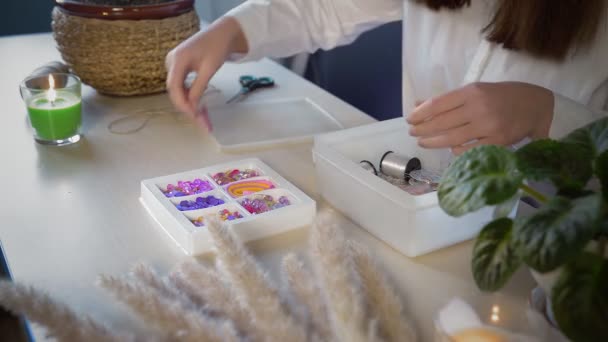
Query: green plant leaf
438 146 522 217
561 117 608 158
492 194 520 219
552 252 608 342
472 218 522 291
600 220 608 237
596 150 608 201
516 194 602 272
515 139 592 192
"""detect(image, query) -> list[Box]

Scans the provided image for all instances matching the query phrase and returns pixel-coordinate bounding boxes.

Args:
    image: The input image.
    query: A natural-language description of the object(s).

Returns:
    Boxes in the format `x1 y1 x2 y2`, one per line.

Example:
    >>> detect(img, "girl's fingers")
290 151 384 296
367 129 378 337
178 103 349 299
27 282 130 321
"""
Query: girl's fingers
187 55 224 113
166 57 195 116
407 88 466 124
194 106 213 132
409 106 470 137
417 124 478 149
450 138 494 155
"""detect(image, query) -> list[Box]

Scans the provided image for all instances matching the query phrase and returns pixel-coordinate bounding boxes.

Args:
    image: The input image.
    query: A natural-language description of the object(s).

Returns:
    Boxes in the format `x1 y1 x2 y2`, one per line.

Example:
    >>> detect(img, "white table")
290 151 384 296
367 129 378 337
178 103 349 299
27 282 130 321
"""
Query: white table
0 33 536 340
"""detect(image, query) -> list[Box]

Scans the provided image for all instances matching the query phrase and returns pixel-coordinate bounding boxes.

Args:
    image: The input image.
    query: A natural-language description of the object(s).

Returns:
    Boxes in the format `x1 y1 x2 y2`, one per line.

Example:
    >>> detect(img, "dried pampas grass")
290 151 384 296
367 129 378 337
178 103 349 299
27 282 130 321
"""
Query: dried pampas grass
206 216 308 342
281 253 331 340
350 241 417 342
310 213 369 342
0 209 416 342
169 262 260 339
98 275 238 342
0 281 128 342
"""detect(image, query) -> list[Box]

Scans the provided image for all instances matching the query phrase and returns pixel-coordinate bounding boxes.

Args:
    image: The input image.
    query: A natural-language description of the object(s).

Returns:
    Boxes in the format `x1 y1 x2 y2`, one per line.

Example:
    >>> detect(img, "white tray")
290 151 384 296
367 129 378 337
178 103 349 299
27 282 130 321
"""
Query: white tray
140 158 316 255
313 118 511 257
208 98 343 152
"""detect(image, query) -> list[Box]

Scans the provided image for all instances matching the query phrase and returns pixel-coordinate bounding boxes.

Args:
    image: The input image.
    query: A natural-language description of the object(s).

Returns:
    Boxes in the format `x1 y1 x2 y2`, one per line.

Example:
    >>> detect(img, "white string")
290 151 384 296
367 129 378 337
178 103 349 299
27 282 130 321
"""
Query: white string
106 85 221 135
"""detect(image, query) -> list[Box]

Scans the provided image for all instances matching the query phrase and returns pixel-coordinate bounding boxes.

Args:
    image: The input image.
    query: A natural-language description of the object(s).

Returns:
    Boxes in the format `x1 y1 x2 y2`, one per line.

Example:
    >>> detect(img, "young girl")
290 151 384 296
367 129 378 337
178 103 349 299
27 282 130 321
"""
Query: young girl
166 0 607 154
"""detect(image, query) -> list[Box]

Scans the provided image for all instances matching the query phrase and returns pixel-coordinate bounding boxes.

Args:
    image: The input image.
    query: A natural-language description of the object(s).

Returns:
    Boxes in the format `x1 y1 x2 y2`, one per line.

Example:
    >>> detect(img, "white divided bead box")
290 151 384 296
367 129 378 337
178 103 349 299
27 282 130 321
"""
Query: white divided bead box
140 158 316 255
313 118 507 257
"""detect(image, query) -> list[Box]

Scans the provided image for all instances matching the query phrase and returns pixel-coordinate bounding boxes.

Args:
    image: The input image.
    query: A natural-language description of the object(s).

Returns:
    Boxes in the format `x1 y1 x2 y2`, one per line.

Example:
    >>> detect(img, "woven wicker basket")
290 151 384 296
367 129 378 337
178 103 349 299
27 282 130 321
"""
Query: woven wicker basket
52 1 199 96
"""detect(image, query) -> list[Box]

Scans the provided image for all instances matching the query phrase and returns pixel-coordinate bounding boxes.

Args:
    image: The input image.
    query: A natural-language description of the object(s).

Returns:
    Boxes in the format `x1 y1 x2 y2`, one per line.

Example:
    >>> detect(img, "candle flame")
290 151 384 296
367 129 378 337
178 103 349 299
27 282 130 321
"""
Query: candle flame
48 74 57 103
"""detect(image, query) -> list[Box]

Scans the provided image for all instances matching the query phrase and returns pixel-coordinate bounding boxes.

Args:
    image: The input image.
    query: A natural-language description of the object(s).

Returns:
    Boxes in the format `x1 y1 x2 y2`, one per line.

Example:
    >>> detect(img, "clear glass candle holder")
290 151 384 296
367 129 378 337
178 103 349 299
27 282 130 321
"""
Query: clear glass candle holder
19 73 82 146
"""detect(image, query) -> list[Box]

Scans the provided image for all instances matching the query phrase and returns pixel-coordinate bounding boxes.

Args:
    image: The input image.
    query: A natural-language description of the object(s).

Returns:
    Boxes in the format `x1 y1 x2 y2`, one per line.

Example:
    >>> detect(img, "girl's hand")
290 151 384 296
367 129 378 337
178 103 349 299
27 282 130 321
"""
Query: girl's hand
407 82 554 155
165 17 248 130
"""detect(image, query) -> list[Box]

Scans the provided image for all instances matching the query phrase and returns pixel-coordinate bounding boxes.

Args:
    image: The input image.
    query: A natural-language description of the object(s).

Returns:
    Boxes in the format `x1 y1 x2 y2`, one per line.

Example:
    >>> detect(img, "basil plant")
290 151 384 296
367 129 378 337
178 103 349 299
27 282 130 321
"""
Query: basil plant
438 118 608 342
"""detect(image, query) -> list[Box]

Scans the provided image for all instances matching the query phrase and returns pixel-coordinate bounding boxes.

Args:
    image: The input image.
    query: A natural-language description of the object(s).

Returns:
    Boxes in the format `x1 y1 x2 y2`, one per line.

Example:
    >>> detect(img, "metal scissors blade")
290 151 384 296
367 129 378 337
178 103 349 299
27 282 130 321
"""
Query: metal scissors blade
226 88 250 104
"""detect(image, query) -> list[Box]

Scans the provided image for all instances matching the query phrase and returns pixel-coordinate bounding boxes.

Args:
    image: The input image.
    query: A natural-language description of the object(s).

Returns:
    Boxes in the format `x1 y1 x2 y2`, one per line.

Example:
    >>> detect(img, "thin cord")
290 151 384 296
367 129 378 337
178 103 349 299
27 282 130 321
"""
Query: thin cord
106 85 220 135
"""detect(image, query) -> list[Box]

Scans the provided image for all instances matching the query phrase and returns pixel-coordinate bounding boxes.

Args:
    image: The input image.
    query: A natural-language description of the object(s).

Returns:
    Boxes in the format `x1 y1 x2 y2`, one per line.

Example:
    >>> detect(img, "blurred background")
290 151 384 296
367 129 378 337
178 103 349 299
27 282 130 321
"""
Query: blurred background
1 0 402 120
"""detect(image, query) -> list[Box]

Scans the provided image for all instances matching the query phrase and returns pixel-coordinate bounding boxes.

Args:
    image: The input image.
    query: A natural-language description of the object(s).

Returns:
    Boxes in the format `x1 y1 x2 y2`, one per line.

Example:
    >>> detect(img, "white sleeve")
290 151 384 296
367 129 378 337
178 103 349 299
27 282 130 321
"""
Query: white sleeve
224 0 402 62
549 93 608 139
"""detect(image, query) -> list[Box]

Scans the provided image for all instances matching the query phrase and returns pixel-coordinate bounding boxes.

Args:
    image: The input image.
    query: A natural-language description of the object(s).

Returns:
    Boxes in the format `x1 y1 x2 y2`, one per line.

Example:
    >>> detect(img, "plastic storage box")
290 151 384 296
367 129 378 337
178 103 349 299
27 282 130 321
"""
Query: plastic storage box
313 118 498 257
141 158 316 255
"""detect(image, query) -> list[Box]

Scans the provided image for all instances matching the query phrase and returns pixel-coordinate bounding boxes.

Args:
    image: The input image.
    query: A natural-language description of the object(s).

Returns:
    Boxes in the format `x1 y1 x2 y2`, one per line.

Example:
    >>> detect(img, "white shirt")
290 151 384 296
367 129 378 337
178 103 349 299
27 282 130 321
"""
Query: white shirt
226 0 608 139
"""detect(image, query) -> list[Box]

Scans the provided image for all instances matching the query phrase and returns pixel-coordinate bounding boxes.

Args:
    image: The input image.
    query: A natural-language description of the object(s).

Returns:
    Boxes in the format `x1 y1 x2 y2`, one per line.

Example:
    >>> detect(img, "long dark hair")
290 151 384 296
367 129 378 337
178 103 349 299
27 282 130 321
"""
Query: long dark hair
416 0 606 60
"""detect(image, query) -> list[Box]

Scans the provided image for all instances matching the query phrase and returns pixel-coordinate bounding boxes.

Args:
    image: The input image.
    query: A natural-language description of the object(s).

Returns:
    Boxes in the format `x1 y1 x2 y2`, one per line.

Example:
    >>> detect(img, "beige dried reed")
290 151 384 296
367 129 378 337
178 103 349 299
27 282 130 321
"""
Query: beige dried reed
310 212 368 342
281 253 331 340
169 261 260 339
0 281 126 342
0 210 417 342
99 275 238 342
206 217 307 342
350 242 417 342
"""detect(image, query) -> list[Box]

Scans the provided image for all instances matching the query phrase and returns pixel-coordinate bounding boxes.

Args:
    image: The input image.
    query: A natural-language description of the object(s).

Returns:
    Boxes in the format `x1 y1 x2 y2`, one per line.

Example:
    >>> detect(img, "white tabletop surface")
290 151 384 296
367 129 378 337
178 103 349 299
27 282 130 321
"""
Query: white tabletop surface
0 33 537 341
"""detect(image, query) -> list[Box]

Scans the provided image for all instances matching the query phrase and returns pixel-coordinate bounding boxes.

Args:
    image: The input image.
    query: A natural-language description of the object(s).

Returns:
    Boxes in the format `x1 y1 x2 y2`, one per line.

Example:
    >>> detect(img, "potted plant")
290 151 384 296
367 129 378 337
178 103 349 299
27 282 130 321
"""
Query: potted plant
437 117 608 342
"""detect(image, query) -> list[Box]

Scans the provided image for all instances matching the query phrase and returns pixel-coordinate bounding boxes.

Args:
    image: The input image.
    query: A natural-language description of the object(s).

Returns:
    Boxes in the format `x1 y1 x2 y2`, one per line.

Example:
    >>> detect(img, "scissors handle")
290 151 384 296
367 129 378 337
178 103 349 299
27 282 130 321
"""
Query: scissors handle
239 75 255 86
239 75 274 87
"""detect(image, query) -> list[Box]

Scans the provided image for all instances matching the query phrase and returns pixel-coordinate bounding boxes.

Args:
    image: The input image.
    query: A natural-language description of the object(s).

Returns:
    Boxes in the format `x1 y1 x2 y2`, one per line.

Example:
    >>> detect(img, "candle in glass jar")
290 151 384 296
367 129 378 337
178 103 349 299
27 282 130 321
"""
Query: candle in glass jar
21 74 82 145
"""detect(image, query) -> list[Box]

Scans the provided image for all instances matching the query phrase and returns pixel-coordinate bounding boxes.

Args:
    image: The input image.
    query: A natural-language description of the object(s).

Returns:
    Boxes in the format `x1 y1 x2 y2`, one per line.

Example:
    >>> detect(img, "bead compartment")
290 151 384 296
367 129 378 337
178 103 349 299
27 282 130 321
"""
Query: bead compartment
156 176 215 198
209 167 264 186
140 158 316 255
181 204 248 228
224 177 277 198
237 188 298 215
174 195 226 211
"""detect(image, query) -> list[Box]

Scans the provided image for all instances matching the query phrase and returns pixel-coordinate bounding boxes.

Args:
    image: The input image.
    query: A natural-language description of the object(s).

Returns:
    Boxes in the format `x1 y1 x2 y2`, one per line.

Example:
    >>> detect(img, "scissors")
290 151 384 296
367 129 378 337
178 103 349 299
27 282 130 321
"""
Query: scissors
226 75 275 104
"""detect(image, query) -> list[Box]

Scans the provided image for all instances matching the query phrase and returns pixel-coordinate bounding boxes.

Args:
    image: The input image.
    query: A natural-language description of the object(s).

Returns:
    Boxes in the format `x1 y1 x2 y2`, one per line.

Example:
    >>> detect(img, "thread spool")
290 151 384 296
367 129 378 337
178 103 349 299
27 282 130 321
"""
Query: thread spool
379 151 421 180
359 160 378 175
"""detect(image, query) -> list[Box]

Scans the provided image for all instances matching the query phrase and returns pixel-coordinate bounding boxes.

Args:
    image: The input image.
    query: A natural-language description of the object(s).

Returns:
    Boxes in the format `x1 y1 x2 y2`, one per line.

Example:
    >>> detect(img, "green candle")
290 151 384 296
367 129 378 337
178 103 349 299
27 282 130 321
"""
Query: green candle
27 91 81 141
21 73 82 146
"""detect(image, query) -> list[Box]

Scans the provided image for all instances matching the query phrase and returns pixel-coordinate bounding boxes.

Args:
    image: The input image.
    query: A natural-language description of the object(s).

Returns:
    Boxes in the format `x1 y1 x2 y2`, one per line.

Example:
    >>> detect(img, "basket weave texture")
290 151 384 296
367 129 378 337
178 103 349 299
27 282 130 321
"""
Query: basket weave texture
52 7 199 96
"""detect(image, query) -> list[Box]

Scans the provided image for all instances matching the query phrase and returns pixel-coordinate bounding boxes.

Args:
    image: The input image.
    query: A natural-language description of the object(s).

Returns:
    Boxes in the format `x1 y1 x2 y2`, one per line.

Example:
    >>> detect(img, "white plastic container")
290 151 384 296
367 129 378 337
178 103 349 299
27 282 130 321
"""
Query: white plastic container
140 158 316 255
313 118 499 257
